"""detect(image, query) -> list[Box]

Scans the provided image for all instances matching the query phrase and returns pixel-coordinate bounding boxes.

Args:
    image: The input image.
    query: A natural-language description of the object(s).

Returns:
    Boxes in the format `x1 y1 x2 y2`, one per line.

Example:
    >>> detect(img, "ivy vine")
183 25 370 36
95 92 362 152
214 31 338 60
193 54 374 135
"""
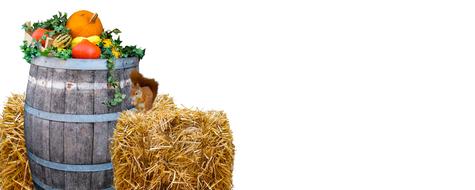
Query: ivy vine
100 29 145 107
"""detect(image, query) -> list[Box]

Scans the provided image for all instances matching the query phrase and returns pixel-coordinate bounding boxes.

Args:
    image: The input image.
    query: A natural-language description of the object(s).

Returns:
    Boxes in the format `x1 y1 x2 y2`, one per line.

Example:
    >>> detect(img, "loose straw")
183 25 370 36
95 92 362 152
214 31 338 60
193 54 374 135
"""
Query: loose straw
0 94 32 190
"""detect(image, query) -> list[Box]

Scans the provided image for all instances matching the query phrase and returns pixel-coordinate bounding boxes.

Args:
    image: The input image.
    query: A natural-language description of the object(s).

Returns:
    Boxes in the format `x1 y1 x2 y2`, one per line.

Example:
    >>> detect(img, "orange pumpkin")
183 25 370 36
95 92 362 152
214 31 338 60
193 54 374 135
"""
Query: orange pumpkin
66 10 104 38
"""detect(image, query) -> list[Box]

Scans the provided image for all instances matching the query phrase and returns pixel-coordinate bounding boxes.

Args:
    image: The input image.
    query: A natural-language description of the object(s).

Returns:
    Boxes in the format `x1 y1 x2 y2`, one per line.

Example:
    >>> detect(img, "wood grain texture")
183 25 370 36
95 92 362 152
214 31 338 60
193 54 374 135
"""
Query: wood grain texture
64 70 94 190
25 64 39 185
49 68 66 188
42 68 54 186
31 66 49 184
25 64 38 106
24 64 37 161
92 70 110 189
63 70 78 190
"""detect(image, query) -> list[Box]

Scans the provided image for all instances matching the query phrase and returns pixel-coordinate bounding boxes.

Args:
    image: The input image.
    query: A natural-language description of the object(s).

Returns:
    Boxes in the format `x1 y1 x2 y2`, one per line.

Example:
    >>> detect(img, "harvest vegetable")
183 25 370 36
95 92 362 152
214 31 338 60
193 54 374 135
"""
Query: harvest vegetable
72 35 101 47
66 10 104 38
31 28 49 46
72 40 101 59
52 33 72 49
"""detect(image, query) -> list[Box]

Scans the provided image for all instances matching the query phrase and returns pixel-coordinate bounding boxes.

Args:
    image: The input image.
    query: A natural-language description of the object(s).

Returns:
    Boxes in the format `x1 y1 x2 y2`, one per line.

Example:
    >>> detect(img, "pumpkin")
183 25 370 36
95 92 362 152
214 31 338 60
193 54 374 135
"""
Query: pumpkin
31 28 50 46
72 39 101 59
71 35 101 48
66 10 104 38
52 33 72 49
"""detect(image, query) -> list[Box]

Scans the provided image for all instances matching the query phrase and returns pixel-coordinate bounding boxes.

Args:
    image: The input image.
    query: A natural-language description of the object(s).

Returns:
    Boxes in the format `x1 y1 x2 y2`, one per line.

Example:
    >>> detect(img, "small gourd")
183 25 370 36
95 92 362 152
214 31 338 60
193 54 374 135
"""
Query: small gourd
52 33 72 49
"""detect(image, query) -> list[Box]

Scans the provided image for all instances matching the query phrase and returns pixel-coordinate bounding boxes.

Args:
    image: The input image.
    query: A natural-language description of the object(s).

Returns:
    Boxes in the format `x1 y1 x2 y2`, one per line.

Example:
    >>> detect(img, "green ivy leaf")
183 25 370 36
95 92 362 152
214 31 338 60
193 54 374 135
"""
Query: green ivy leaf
29 12 69 36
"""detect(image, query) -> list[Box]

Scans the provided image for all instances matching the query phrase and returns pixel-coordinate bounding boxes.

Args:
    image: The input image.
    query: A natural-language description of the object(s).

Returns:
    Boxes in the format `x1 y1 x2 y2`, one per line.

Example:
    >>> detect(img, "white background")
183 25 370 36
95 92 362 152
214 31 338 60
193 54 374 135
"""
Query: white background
1 0 475 189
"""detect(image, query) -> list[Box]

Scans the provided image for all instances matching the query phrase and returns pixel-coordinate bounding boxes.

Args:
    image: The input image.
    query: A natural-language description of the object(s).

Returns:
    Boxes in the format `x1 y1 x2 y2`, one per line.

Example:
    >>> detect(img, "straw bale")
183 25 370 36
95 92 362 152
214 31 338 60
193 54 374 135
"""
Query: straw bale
112 94 234 190
0 94 32 190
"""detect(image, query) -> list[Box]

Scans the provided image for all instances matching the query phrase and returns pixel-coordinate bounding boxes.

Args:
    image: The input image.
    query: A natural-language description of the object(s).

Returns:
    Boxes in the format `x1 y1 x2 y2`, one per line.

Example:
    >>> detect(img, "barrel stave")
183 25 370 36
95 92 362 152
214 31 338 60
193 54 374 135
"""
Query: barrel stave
49 68 66 188
92 70 113 189
64 70 94 190
32 66 51 185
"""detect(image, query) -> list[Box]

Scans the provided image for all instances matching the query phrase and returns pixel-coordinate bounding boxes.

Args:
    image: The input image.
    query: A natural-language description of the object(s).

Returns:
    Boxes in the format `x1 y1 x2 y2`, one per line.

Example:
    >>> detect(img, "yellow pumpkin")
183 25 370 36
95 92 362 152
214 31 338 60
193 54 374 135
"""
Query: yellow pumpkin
66 10 104 38
72 36 101 47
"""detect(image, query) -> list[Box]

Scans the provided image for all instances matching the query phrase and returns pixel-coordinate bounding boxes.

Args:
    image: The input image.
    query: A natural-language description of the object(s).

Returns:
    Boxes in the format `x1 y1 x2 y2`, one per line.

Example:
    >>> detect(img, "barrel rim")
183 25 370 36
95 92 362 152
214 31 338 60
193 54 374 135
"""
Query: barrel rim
31 56 140 70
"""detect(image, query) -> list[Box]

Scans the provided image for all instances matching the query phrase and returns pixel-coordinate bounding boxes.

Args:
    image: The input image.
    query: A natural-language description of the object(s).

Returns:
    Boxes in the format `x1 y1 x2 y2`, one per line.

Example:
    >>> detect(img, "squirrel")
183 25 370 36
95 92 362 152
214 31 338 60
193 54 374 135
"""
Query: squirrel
130 69 158 112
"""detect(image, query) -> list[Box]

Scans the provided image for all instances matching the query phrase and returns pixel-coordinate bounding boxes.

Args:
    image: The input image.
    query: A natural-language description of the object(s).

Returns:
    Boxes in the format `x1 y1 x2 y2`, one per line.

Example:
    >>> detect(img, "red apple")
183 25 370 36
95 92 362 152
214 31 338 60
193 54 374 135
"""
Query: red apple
31 28 50 46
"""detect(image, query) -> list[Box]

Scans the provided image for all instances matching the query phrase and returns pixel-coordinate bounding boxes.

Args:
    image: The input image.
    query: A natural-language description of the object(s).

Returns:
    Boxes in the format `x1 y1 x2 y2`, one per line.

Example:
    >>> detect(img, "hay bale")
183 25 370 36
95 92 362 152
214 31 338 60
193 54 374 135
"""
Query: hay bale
112 94 235 190
0 94 32 190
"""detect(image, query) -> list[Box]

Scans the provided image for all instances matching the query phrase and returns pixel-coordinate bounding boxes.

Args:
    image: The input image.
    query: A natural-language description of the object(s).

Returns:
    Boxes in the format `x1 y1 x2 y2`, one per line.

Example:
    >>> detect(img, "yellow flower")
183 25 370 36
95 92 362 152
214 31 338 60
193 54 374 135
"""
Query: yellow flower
102 39 121 58
102 39 113 48
112 48 121 58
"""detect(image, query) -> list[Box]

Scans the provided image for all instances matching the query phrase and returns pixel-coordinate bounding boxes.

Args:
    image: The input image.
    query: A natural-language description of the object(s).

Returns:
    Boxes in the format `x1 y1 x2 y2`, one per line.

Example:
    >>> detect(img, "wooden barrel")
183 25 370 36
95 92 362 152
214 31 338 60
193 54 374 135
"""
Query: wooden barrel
24 56 139 190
